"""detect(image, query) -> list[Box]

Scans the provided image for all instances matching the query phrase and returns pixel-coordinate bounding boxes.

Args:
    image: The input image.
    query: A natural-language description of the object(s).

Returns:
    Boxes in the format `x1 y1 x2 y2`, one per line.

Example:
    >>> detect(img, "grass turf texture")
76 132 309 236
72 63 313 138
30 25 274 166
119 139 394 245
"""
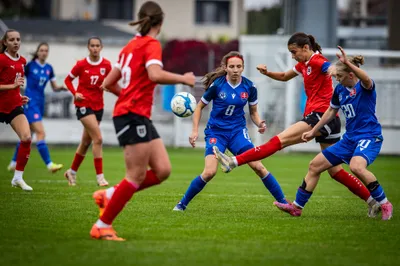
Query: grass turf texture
0 146 399 266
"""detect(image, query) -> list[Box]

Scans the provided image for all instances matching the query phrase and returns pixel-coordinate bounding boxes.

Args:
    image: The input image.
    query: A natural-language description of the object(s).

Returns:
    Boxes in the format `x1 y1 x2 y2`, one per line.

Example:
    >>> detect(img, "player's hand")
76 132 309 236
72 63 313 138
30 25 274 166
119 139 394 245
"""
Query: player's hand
75 93 85 101
21 95 30 105
100 81 109 92
189 131 198 148
336 46 349 64
258 120 267 134
183 72 196 87
256 64 268 76
302 130 315 142
14 77 24 88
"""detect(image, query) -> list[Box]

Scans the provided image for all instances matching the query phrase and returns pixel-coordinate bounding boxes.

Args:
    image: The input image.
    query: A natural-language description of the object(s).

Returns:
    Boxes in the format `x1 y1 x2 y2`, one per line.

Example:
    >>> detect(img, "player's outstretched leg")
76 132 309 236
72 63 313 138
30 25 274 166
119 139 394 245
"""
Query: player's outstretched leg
173 175 207 211
213 146 236 173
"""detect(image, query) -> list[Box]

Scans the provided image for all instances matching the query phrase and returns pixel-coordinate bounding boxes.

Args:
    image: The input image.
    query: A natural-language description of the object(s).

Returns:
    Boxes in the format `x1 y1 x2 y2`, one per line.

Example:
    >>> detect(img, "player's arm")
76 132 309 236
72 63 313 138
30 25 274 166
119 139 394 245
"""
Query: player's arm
0 82 22 90
147 65 195 87
337 46 372 89
189 100 206 148
102 67 122 96
257 64 298 82
249 104 266 134
302 107 339 142
50 80 66 91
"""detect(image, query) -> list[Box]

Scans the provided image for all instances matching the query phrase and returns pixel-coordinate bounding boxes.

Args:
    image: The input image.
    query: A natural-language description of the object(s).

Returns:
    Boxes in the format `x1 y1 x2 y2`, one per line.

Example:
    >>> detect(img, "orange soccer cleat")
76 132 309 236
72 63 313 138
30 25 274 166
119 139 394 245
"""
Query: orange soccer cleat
90 224 125 241
93 189 109 217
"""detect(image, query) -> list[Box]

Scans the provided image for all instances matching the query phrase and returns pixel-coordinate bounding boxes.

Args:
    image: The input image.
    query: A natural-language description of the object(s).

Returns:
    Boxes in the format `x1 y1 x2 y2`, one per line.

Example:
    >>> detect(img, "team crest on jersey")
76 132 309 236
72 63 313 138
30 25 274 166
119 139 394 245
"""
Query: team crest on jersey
349 88 357 98
136 125 147 138
100 68 106 75
80 107 86 114
219 92 227 100
307 66 312 75
240 92 248 100
209 138 217 144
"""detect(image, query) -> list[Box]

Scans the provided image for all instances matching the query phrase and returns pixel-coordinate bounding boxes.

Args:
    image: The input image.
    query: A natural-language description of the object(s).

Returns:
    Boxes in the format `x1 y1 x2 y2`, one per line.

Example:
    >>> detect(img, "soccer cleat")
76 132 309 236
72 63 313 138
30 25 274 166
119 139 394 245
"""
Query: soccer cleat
11 179 33 191
7 162 16 172
97 176 109 187
173 202 186 211
64 169 77 186
213 146 236 173
48 162 63 173
90 224 125 241
273 201 302 217
381 201 393 221
368 199 381 218
93 189 109 217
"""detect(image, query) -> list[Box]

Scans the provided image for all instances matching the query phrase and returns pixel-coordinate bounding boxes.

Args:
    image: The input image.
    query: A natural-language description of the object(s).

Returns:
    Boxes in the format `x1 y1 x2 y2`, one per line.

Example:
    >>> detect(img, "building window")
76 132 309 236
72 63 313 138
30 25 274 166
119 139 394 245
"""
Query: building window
99 0 133 20
195 0 230 25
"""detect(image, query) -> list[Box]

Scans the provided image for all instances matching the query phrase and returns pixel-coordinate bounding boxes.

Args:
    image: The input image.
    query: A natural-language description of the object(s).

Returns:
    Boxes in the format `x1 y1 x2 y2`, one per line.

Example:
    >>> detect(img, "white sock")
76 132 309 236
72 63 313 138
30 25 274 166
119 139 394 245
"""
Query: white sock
106 187 115 199
96 219 111 228
9 161 16 167
232 157 238 167
70 169 77 175
46 162 53 169
366 196 374 205
379 198 388 205
13 170 23 181
96 173 104 180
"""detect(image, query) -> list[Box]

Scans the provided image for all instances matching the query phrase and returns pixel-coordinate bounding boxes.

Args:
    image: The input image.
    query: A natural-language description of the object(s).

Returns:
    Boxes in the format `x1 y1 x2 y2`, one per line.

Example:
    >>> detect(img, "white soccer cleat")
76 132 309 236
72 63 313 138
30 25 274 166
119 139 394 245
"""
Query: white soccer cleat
64 169 77 186
173 202 186 211
97 176 109 187
11 179 33 191
48 162 63 173
368 199 381 218
212 146 235 173
7 162 16 172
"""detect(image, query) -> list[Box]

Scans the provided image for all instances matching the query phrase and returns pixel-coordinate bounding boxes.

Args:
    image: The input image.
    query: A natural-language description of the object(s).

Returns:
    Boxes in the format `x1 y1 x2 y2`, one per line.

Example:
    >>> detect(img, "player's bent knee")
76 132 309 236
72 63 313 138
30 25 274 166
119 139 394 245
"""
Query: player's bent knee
308 159 322 174
92 137 103 145
20 134 32 142
201 170 216 181
156 166 171 182
349 163 365 177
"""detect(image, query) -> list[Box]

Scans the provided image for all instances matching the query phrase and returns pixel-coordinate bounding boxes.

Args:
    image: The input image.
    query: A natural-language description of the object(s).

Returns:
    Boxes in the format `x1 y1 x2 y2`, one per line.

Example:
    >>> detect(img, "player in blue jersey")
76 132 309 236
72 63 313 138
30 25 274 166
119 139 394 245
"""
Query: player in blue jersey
173 51 288 211
7 42 65 173
274 46 393 220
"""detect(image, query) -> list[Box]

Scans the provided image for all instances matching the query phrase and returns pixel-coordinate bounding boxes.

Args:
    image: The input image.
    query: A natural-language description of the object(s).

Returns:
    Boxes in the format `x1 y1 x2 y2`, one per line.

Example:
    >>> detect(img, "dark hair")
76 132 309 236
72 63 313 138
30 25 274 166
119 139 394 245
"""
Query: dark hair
288 32 322 54
336 55 365 73
129 1 164 36
31 42 49 61
87 36 102 46
1 29 19 54
202 51 244 89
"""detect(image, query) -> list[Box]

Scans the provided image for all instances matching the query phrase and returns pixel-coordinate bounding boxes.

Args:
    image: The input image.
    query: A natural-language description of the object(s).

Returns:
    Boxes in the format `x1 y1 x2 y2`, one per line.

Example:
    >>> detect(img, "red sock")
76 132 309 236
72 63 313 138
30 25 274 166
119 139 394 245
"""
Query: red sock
94 157 103 175
15 140 31 171
71 153 84 172
236 136 282 166
100 178 139 225
137 170 161 192
331 169 370 201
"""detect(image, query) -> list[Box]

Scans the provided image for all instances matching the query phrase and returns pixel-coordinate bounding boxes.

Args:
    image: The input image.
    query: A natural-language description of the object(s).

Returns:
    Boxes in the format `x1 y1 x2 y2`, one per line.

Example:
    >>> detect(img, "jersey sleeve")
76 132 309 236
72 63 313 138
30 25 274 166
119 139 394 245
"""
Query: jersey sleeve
321 62 331 73
144 40 163 68
49 65 56 81
360 79 375 91
69 61 81 78
201 83 218 105
313 56 330 73
293 63 302 75
330 86 340 109
248 84 258 105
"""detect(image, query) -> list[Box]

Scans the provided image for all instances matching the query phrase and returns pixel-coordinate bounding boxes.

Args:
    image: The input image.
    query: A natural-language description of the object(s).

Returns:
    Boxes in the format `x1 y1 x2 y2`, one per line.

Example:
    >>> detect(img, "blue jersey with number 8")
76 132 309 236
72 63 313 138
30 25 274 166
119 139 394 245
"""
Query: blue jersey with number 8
201 76 258 130
330 80 382 140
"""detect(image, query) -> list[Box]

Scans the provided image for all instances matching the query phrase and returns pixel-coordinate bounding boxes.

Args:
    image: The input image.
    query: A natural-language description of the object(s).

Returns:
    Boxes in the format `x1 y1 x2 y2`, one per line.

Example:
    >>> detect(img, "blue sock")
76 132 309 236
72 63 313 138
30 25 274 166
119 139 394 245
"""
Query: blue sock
180 175 207 207
12 142 20 162
294 188 313 208
36 140 52 165
261 173 287 203
369 183 387 203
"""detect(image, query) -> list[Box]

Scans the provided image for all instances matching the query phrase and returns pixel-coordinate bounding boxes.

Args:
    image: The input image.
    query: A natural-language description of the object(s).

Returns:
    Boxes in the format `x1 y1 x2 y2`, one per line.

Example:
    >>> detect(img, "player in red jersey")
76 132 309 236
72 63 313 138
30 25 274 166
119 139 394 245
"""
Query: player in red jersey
0 29 32 191
89 1 196 241
214 32 381 217
64 37 111 187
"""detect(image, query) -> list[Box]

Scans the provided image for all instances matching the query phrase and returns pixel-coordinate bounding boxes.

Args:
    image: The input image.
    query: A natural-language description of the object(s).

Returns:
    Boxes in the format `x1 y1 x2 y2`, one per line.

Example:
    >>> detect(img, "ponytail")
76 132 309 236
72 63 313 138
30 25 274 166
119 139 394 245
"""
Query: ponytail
307 34 322 54
288 32 322 54
129 1 164 36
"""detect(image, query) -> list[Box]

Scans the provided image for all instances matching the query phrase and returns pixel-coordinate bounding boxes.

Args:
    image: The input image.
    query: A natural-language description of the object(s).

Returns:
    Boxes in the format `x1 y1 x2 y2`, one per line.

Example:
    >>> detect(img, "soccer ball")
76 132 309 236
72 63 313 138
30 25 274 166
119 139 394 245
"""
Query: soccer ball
170 92 197 117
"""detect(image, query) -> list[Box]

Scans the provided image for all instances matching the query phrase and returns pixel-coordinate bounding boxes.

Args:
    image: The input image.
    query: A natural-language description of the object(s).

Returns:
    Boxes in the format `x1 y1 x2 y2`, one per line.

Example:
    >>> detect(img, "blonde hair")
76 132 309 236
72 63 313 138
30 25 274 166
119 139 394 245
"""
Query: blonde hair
202 51 244 89
335 55 364 73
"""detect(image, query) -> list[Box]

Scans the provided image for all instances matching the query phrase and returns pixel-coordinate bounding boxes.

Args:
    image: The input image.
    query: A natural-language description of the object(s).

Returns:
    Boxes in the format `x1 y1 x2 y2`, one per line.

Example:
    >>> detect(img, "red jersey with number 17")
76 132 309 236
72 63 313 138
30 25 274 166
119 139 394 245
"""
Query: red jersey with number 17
113 35 163 119
0 52 26 114
293 53 333 117
68 57 111 111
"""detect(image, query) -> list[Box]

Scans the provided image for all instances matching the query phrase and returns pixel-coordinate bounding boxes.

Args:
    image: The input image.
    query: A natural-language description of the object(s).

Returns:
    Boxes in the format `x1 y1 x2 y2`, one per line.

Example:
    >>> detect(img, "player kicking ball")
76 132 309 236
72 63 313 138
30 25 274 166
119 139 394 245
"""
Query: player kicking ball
273 46 393 220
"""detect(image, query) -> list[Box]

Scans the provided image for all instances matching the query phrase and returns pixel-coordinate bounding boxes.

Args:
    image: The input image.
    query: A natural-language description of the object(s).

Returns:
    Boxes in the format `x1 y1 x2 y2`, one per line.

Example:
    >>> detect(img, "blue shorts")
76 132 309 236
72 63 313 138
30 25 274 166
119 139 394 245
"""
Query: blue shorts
24 103 44 124
204 126 254 157
322 134 383 166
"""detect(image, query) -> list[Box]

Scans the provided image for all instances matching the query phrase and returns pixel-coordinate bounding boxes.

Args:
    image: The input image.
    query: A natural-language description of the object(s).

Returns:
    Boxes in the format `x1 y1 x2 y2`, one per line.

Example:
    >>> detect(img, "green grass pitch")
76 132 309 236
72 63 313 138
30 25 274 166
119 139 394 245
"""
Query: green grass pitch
0 146 399 266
